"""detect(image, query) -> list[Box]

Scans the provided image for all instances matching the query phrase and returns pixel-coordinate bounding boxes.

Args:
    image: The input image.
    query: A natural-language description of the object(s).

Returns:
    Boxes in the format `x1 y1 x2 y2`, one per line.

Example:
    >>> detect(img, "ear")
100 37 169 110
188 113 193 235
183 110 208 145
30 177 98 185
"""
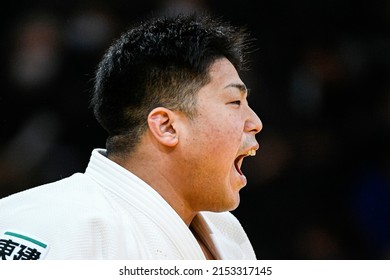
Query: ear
147 107 179 147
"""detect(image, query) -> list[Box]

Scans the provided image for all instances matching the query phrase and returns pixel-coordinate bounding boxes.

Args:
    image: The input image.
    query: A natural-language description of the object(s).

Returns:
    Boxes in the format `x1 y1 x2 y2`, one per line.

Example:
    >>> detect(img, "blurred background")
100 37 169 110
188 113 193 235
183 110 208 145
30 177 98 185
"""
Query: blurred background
1 0 389 259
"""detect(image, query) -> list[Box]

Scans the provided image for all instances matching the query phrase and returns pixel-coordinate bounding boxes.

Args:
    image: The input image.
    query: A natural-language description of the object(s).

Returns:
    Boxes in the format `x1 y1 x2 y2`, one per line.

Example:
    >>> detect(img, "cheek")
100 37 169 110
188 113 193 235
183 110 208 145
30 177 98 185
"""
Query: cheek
207 120 243 154
191 110 243 152
215 113 243 137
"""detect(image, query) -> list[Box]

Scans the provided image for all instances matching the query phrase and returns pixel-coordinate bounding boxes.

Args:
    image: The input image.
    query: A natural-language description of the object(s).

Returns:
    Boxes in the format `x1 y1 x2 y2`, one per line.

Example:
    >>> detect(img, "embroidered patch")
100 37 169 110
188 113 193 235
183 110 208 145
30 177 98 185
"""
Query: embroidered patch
0 230 49 260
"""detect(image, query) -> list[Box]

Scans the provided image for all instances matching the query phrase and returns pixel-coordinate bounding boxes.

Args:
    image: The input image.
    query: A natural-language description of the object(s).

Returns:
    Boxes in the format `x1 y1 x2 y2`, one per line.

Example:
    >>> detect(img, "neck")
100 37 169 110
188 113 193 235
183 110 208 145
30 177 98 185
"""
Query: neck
108 145 197 226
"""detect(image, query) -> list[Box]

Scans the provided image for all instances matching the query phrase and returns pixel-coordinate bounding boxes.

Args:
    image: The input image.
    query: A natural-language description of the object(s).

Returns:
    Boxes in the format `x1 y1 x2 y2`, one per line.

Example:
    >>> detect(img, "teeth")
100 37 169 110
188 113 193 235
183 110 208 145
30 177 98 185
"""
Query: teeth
246 149 256 156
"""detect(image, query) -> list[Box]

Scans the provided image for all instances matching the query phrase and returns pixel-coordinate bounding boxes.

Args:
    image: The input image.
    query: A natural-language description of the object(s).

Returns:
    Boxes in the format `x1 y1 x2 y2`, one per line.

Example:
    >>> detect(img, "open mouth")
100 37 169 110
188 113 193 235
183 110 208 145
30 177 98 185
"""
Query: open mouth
234 149 256 175
234 155 245 175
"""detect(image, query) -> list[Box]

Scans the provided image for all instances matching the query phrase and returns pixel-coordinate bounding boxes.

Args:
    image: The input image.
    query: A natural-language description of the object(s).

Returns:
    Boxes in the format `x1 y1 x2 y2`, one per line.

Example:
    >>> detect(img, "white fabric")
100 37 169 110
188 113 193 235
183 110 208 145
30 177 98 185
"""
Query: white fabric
0 149 256 259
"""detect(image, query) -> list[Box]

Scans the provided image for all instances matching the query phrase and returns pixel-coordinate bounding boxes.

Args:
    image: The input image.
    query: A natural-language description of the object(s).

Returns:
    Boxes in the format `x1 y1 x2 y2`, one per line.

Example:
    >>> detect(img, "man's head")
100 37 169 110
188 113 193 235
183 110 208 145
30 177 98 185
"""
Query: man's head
91 12 262 215
91 12 254 156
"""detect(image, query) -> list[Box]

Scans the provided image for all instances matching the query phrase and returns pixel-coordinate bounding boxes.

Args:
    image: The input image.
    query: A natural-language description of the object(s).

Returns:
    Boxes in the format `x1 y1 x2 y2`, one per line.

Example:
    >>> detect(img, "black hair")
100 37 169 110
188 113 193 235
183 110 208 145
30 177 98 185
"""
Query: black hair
91 11 254 155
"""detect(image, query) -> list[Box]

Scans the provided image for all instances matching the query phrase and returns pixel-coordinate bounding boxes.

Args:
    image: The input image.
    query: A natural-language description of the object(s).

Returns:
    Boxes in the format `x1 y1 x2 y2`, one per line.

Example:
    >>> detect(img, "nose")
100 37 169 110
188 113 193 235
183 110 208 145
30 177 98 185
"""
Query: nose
245 106 263 134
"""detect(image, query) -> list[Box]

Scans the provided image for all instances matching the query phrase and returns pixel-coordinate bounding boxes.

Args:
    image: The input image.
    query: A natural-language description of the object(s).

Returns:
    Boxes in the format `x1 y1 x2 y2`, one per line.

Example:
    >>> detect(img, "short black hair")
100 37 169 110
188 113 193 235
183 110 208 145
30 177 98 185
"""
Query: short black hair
91 11 255 155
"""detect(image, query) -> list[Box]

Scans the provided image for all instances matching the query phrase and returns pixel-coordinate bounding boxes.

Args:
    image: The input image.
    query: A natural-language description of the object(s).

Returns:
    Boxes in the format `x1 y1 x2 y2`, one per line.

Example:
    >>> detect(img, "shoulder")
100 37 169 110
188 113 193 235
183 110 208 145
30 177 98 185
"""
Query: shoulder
0 173 119 259
0 172 107 228
0 173 96 211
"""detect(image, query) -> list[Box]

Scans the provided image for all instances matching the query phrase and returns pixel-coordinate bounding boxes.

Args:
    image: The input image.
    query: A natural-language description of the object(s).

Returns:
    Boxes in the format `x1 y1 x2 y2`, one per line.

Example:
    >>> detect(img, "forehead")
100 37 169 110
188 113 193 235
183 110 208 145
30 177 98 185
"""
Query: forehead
201 58 246 95
208 58 242 84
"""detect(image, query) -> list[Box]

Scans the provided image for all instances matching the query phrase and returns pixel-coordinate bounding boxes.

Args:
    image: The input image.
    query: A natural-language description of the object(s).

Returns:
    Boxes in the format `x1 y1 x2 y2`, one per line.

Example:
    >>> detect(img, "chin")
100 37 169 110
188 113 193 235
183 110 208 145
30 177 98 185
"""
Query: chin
206 197 239 212
223 194 241 212
231 198 241 211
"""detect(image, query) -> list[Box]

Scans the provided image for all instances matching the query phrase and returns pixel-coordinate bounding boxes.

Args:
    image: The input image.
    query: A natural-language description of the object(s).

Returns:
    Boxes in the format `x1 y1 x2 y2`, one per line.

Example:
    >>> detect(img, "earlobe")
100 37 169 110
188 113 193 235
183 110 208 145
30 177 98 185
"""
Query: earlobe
147 107 179 147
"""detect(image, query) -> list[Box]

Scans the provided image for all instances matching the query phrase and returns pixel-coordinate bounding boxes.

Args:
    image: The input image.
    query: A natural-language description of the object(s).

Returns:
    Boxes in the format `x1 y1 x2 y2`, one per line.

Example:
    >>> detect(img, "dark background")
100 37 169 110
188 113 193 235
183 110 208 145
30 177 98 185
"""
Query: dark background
1 0 389 259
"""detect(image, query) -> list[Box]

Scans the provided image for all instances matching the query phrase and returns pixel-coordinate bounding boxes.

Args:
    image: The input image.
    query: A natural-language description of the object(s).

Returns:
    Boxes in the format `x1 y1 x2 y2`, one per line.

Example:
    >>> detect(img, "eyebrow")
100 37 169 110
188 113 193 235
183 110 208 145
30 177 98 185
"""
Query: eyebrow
224 83 250 97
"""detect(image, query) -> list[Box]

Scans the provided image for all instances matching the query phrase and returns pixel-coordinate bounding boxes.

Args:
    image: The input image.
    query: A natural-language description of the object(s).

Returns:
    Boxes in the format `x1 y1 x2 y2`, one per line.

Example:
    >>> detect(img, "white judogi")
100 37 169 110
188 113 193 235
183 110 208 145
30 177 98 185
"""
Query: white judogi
0 149 256 260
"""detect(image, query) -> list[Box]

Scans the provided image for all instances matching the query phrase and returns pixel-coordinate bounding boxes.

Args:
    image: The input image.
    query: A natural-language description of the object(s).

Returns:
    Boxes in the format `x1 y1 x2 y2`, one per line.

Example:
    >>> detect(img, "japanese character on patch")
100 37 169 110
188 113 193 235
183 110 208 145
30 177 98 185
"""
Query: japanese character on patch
0 230 49 260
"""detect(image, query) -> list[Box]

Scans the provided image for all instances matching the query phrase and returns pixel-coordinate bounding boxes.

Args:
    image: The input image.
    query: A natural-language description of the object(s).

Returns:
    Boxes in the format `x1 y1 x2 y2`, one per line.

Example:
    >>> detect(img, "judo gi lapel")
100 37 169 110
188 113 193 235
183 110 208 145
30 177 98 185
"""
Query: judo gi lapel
190 214 222 260
86 149 205 259
198 212 254 259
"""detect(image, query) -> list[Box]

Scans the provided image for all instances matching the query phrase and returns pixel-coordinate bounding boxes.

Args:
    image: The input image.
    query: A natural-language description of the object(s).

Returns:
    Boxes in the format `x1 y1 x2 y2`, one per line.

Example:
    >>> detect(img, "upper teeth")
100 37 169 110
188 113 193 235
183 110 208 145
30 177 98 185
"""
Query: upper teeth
246 149 256 156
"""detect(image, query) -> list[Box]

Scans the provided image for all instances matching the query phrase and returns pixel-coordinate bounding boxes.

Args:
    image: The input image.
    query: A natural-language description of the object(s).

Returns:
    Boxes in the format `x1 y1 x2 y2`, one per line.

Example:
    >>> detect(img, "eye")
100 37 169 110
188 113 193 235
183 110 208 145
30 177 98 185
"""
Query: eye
230 100 241 106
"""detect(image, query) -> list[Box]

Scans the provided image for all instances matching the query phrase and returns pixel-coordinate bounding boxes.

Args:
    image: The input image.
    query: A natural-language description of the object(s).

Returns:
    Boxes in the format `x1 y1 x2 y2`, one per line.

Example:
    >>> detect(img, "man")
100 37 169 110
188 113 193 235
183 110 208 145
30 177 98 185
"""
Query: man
0 11 262 260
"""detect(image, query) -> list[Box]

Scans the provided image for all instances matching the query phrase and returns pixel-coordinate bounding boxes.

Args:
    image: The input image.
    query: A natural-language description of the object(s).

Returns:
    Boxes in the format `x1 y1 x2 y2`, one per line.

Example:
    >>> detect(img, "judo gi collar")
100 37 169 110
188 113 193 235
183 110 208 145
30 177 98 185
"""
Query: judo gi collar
85 148 206 259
